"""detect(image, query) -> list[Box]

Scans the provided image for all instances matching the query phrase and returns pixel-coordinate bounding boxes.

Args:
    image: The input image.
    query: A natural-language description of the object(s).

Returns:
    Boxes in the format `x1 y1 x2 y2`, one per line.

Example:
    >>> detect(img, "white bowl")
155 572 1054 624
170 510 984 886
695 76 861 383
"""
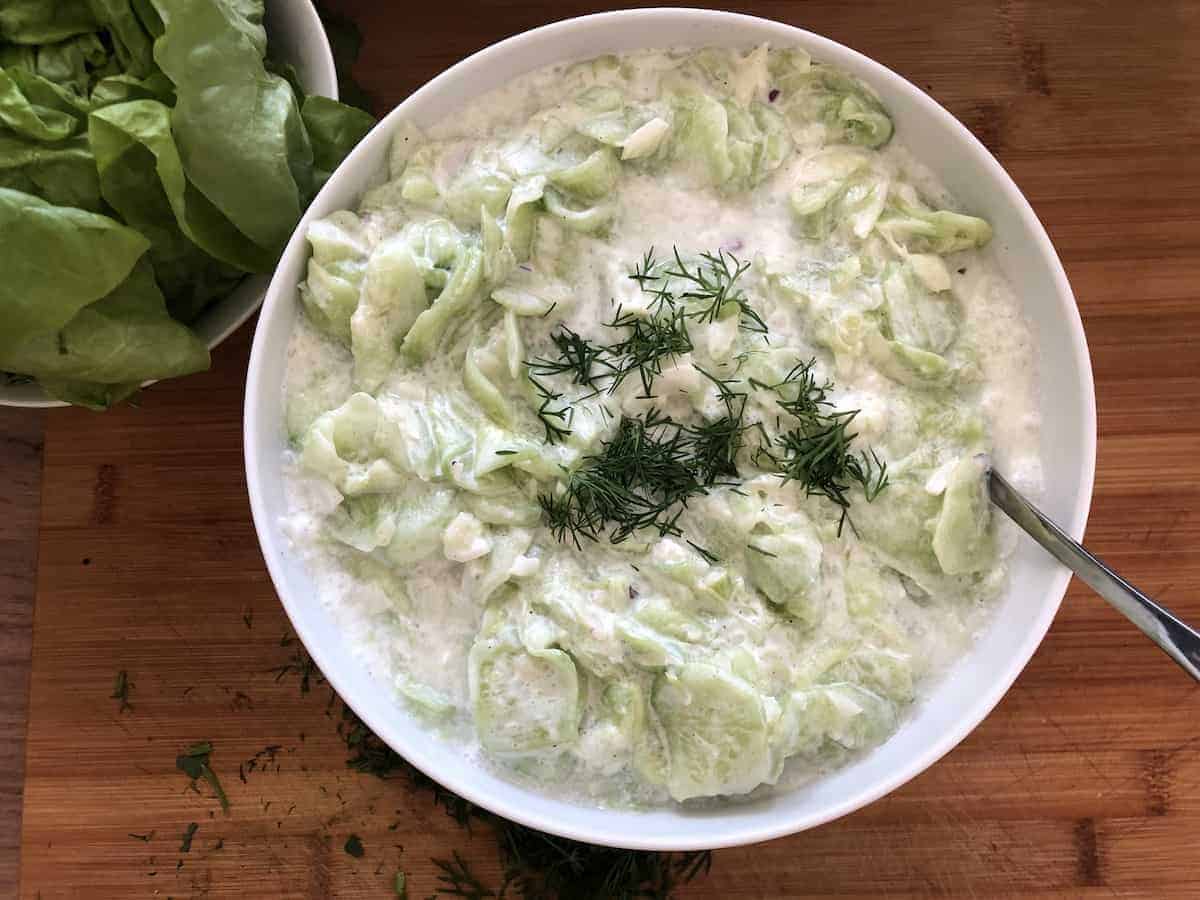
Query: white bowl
244 9 1096 851
1 0 337 408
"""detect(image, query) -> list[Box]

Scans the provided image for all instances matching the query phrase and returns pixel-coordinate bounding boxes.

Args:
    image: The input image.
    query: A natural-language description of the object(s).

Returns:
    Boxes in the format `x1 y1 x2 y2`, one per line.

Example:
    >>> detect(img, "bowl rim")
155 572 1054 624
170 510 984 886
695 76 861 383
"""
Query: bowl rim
245 7 1098 850
0 0 338 409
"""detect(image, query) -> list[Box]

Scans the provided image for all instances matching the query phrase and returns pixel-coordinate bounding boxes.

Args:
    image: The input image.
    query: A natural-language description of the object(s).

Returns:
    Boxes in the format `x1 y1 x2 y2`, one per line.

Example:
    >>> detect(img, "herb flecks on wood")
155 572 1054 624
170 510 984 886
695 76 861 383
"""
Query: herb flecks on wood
111 669 132 712
270 632 325 692
175 741 230 813
179 822 198 853
271 642 716 898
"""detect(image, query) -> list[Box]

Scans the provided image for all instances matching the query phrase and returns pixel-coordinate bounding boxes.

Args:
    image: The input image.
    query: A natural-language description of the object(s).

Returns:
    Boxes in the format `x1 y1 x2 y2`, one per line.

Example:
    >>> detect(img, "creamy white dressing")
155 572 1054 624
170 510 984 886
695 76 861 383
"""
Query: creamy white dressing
279 46 1042 809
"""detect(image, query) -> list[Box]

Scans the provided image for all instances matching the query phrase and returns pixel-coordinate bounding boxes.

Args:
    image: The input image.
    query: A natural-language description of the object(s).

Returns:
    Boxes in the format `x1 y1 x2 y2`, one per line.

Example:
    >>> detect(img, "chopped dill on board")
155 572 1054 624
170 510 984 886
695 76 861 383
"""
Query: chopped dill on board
218 634 722 898
179 822 198 853
433 852 493 898
271 633 325 692
111 669 132 712
175 741 230 813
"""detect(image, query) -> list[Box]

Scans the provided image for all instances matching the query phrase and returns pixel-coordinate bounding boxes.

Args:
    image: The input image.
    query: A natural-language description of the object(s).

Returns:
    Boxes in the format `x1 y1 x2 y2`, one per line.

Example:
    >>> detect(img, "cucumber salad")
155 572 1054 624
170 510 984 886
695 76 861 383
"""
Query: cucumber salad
280 46 1042 807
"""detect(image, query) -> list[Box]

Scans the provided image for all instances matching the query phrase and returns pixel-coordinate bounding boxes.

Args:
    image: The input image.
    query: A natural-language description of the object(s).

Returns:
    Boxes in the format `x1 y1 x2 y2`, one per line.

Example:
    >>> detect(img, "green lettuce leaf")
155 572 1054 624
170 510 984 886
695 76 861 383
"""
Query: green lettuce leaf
0 258 209 384
39 378 141 410
89 71 175 107
0 67 79 140
0 186 149 354
302 94 374 189
0 44 36 73
9 63 91 117
88 98 275 272
0 0 97 45
33 32 110 95
0 132 102 210
148 0 313 255
87 0 157 78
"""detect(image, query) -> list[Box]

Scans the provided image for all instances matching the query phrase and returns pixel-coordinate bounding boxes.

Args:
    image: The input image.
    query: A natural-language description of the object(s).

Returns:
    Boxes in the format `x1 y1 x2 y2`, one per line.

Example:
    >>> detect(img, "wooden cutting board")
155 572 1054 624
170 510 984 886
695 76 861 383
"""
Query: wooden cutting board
19 1 1200 896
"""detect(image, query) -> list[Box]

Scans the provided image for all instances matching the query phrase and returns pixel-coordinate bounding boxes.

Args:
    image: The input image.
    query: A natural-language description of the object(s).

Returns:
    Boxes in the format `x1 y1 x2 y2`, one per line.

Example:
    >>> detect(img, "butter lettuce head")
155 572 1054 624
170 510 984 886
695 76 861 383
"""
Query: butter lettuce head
0 0 374 407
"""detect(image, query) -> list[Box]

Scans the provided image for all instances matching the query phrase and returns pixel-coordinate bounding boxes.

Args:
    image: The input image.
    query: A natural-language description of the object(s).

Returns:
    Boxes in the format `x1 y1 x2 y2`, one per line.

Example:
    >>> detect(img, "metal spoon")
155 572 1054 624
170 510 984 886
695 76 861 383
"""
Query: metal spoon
987 466 1200 683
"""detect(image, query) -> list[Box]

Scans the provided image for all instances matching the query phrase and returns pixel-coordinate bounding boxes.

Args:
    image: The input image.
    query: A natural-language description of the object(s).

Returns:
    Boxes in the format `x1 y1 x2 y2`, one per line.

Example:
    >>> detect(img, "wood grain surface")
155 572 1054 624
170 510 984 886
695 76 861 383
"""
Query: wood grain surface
16 1 1200 896
0 408 43 897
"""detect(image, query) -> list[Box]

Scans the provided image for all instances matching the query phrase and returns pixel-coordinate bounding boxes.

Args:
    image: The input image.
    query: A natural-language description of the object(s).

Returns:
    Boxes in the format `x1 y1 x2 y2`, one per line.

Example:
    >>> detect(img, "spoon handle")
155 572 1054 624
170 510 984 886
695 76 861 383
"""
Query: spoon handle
987 468 1200 683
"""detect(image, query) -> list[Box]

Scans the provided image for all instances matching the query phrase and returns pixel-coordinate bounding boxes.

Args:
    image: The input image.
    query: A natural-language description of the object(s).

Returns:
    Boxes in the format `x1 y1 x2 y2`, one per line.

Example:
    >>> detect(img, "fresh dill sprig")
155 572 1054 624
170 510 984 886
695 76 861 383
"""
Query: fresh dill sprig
632 246 766 333
686 413 745 486
538 389 762 552
433 851 495 898
628 246 676 314
686 541 720 564
528 375 573 444
527 325 611 388
688 367 750 485
664 246 767 333
527 252 888 547
603 303 694 397
749 358 833 419
540 410 703 547
610 245 765 395
755 358 890 533
524 246 765 405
